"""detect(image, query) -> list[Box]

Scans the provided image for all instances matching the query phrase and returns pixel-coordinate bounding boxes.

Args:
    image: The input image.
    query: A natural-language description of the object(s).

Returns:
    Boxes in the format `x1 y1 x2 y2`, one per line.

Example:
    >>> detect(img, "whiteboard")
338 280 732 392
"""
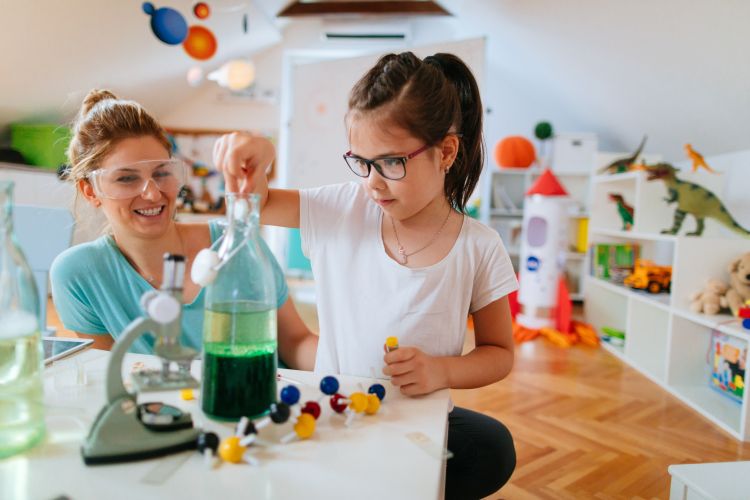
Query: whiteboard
282 38 487 190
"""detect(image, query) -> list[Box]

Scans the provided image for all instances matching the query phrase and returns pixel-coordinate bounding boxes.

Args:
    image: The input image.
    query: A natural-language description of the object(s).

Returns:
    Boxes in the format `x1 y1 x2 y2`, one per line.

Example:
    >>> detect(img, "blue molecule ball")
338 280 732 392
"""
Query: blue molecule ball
280 385 301 405
320 375 339 395
368 383 386 401
143 2 188 45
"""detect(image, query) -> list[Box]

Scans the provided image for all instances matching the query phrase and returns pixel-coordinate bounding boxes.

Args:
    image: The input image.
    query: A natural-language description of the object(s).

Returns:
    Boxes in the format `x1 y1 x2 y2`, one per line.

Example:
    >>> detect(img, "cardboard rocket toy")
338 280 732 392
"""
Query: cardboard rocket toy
516 169 571 330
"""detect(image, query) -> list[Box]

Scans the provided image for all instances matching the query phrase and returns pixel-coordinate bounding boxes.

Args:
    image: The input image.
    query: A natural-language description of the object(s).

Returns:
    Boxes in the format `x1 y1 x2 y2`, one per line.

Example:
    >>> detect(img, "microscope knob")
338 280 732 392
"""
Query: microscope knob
191 248 220 286
147 294 181 324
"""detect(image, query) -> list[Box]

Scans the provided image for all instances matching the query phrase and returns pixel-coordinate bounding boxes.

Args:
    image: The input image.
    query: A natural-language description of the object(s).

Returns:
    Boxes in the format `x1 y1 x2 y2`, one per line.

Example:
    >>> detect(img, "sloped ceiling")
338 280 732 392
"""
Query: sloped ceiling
0 0 286 132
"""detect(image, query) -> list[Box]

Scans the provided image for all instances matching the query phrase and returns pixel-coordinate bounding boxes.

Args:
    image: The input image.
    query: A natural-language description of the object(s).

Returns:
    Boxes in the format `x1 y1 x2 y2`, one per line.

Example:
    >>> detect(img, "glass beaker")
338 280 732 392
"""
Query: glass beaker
0 180 43 458
201 193 278 420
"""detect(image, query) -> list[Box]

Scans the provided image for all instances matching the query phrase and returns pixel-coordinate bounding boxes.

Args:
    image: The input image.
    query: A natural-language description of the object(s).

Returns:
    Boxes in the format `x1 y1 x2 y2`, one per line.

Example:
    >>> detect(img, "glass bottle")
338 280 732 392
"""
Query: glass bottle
201 193 278 420
0 180 43 458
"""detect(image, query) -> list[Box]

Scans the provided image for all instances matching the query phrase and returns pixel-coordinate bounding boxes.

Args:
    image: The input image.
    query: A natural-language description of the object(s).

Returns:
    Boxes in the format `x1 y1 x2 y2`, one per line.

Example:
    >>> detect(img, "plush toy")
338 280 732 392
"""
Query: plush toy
690 278 730 315
722 253 750 315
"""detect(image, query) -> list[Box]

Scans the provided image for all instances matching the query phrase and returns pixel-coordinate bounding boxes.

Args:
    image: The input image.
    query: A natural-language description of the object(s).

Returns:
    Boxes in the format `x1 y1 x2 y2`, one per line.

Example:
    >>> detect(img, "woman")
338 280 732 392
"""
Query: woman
50 89 317 370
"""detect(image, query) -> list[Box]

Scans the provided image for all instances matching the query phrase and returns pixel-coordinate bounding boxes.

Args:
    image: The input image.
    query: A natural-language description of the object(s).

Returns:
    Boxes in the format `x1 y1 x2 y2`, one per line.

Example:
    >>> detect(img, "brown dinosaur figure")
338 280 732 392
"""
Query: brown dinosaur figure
684 143 718 174
598 135 647 174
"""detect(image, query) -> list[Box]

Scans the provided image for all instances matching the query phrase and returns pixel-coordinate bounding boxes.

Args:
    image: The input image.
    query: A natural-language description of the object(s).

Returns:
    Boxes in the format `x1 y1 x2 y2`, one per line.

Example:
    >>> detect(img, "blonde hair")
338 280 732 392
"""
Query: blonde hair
66 89 171 182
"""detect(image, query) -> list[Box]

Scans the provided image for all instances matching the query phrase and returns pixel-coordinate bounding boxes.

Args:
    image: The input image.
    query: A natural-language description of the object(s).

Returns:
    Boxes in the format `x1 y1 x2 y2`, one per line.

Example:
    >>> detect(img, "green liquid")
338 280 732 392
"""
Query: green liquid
201 304 277 421
0 330 45 458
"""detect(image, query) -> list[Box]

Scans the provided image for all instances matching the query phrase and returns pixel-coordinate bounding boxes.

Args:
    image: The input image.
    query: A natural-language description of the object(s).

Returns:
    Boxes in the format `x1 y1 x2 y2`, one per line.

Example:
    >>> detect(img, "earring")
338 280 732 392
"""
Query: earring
93 200 101 207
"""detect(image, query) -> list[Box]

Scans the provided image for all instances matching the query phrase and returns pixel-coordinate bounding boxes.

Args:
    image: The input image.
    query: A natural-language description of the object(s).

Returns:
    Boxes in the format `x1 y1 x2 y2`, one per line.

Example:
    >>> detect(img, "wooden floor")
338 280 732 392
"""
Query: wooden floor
453 338 750 499
49 298 750 499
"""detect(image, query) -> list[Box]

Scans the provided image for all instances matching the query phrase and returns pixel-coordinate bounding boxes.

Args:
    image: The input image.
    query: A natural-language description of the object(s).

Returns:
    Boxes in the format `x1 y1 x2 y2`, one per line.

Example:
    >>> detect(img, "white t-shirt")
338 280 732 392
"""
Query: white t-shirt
300 182 518 378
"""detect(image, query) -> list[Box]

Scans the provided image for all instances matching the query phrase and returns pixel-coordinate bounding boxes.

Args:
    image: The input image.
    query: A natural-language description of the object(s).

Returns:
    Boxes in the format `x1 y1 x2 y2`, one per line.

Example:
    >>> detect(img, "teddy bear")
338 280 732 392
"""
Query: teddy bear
690 278 730 315
721 252 750 316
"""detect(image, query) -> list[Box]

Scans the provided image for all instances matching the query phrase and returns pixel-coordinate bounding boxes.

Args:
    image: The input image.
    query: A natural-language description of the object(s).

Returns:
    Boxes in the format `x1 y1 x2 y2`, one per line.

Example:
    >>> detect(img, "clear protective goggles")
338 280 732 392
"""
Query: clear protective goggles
87 159 188 200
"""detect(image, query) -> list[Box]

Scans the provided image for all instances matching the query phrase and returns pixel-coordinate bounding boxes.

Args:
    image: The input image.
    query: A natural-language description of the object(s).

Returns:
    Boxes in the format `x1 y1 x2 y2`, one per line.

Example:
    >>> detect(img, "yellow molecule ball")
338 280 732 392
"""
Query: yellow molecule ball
365 393 381 415
294 413 316 439
385 336 399 350
349 392 368 413
180 388 195 401
218 436 246 463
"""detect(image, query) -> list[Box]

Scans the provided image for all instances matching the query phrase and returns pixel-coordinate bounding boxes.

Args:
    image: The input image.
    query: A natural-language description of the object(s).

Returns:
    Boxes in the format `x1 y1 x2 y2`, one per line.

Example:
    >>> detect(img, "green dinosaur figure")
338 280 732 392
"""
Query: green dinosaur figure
644 162 750 237
608 193 634 230
598 135 648 174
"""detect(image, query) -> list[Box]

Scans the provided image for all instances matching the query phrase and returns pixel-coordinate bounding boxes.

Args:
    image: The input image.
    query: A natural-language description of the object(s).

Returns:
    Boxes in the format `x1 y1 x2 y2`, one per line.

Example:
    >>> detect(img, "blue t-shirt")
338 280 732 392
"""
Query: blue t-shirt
50 220 288 354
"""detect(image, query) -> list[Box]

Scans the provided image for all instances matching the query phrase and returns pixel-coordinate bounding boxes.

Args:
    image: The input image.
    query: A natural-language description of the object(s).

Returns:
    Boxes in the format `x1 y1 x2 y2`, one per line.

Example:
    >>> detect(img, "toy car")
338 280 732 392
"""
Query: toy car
623 259 672 294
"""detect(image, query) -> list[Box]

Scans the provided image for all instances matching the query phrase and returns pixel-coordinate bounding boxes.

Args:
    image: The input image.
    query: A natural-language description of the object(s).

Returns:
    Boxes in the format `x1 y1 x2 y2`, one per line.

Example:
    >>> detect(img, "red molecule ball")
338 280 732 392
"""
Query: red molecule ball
301 401 321 420
330 393 348 414
193 2 210 19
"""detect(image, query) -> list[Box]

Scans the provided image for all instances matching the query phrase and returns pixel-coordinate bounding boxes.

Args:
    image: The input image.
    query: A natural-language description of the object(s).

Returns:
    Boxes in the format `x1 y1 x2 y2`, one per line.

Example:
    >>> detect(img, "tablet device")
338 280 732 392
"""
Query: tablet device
43 337 93 364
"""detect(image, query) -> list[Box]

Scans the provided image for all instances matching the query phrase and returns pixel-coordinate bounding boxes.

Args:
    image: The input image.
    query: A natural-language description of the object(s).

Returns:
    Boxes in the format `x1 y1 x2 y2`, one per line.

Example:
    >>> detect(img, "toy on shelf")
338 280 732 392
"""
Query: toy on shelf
600 327 625 347
689 278 730 315
709 330 746 404
684 143 718 174
641 163 750 237
591 243 639 283
739 302 750 330
608 193 634 231
722 253 750 316
623 259 672 294
494 136 536 169
597 135 647 174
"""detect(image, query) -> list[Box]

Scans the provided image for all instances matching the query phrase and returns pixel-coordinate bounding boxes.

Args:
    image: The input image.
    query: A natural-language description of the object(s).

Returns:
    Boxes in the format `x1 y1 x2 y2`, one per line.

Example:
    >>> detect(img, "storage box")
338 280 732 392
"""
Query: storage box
10 123 71 169
552 132 597 173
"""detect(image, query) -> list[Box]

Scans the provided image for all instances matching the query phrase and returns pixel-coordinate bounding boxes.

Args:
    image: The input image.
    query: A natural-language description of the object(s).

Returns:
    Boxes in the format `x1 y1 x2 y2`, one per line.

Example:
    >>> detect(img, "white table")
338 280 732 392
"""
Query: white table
668 461 750 500
1 350 450 500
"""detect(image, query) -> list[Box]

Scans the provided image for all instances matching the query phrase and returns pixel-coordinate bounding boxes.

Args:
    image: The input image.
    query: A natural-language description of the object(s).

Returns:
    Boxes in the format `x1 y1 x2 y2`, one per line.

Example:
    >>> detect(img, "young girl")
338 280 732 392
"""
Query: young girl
50 89 318 370
214 52 518 498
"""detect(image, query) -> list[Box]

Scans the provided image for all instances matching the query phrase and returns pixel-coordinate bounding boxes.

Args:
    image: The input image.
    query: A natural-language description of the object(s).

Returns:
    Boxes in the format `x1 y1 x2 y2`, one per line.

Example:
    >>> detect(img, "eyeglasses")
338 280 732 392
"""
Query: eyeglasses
343 144 431 181
87 159 188 199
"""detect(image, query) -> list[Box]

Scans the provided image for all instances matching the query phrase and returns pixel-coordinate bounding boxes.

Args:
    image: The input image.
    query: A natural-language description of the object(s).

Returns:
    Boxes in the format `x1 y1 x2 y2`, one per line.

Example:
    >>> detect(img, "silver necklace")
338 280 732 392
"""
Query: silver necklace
390 206 452 265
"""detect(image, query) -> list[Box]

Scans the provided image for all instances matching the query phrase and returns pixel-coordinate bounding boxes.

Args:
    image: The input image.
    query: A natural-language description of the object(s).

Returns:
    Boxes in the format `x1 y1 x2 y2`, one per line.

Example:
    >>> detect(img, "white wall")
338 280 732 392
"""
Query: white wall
165 1 750 221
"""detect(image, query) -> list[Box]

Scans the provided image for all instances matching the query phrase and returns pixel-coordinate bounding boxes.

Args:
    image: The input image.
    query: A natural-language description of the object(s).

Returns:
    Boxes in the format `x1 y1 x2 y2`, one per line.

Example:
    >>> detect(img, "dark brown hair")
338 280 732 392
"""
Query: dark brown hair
347 52 484 211
66 89 171 183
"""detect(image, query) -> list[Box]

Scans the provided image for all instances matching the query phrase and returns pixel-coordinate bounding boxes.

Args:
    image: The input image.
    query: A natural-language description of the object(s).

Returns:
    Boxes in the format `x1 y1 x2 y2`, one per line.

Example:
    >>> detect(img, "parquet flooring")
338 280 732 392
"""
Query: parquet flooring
452 340 750 499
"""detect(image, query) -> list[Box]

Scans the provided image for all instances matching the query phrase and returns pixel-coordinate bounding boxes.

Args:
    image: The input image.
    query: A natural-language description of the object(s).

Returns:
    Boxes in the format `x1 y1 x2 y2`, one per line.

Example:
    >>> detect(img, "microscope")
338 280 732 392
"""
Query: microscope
81 254 201 465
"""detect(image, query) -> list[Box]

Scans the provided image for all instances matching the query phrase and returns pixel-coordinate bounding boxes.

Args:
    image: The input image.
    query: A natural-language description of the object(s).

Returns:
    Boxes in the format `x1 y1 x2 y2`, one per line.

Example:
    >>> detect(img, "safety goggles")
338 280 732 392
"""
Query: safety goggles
87 159 188 200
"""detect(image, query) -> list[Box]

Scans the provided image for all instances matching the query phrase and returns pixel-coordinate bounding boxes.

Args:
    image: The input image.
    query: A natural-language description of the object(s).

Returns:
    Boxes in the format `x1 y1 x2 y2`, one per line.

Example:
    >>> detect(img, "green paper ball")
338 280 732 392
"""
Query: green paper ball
534 121 553 140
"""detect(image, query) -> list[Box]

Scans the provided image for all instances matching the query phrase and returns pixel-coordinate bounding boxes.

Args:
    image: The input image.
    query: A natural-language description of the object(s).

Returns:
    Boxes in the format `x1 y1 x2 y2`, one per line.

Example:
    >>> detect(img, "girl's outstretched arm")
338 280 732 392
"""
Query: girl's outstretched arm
213 132 301 228
277 297 318 371
383 296 514 395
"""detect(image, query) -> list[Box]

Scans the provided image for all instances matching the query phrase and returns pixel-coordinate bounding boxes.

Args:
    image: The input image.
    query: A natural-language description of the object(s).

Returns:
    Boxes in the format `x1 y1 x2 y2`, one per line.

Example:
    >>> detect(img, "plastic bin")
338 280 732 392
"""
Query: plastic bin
10 124 71 169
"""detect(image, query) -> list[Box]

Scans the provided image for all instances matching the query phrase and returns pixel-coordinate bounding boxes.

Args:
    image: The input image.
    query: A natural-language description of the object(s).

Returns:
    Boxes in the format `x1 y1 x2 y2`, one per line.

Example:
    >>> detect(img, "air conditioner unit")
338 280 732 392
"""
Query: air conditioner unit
322 20 412 43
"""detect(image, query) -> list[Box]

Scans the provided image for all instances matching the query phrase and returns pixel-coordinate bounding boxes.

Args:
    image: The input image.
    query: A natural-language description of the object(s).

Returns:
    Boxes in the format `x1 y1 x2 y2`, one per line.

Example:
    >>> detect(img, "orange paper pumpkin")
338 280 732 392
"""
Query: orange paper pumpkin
494 136 536 169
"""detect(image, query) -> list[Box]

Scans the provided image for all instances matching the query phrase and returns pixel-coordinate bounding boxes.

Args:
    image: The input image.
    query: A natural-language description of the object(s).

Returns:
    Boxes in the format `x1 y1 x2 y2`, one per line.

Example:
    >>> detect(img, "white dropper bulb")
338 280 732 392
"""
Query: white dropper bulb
191 248 220 286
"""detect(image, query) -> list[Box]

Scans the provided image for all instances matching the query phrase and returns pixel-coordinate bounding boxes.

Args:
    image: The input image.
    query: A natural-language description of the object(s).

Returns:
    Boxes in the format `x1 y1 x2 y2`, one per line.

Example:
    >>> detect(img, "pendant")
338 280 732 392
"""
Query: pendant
398 246 407 264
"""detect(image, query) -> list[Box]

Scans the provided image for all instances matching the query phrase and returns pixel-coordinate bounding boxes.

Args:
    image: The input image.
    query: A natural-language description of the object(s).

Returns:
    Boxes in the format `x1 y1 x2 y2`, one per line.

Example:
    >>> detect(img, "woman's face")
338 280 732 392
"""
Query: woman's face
81 135 179 240
347 115 457 222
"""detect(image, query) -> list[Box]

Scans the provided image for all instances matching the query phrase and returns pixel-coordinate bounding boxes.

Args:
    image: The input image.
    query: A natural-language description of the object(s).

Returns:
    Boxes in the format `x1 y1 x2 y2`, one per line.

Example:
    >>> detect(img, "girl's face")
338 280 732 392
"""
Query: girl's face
80 135 178 239
348 115 458 221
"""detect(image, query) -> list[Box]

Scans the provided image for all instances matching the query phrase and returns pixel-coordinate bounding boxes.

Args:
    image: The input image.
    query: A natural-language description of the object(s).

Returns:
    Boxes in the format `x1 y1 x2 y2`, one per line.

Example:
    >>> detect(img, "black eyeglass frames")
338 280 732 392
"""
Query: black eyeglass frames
343 144 431 180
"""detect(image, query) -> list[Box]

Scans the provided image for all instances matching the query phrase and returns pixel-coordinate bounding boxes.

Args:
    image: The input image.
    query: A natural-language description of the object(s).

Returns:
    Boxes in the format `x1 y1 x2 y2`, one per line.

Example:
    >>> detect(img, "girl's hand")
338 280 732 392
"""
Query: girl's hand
383 346 449 396
213 132 275 195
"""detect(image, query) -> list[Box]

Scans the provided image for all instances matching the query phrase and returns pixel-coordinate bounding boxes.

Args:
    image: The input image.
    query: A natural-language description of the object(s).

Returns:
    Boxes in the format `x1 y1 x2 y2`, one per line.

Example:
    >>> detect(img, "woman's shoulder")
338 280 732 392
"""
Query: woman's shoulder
462 216 503 246
50 236 116 282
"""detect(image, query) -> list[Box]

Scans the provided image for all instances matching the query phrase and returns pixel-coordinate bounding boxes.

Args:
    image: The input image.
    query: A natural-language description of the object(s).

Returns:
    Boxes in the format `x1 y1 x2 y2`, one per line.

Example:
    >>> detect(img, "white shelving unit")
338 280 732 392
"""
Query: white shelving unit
585 169 750 440
484 167 591 300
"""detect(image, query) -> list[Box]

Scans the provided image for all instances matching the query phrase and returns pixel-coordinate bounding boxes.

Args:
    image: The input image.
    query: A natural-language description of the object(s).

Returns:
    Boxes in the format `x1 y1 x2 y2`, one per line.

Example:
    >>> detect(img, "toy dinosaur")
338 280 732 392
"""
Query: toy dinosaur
644 162 750 237
598 135 647 174
684 143 718 174
608 193 634 230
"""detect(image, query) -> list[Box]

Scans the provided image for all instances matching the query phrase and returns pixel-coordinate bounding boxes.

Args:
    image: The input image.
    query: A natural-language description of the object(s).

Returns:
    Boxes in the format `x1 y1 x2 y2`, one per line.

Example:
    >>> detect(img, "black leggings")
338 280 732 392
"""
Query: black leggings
446 407 515 500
